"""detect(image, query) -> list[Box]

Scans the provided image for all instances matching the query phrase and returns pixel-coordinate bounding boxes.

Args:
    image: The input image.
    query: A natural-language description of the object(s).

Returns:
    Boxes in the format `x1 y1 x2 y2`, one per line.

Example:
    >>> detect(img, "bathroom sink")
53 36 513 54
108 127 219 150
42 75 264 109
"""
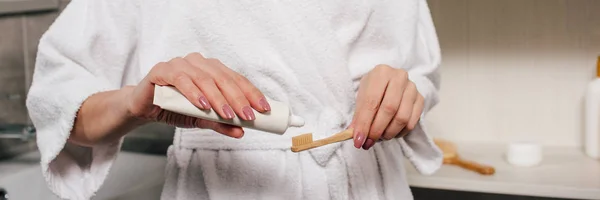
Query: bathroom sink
0 151 167 200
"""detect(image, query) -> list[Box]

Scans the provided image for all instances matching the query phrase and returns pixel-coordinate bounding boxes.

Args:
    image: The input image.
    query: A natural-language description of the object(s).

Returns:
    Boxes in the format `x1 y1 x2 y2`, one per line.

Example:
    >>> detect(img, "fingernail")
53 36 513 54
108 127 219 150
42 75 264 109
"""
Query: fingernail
222 104 235 119
259 98 271 111
198 96 211 110
363 139 375 150
242 106 255 120
354 132 367 149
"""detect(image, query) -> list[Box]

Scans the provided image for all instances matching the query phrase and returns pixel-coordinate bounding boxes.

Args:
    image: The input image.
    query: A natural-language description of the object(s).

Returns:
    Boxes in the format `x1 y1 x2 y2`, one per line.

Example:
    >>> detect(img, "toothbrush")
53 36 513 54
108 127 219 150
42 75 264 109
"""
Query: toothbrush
290 128 354 152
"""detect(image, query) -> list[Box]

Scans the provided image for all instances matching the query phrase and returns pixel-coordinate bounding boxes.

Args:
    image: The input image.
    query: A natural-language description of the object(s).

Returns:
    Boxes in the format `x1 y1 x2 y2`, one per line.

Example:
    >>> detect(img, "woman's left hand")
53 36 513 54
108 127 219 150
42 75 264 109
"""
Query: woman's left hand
350 65 424 150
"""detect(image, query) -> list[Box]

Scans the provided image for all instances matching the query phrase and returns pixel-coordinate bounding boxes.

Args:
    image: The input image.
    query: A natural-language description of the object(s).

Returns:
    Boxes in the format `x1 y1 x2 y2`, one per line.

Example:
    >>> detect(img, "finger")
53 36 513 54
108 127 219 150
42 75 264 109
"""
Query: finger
149 60 205 110
184 54 237 119
351 74 378 148
382 81 417 140
396 127 411 138
220 67 271 112
196 120 245 138
351 65 396 148
195 77 234 119
362 138 375 150
407 94 424 131
205 59 255 121
166 58 210 110
154 109 198 128
368 76 406 142
348 120 355 129
185 54 254 120
154 109 244 138
395 94 423 139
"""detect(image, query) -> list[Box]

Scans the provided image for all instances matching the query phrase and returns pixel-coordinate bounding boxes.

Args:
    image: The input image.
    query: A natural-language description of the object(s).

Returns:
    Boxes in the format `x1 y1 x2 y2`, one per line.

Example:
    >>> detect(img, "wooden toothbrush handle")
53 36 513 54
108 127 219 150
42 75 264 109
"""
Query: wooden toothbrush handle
454 159 495 175
318 129 354 145
301 129 354 151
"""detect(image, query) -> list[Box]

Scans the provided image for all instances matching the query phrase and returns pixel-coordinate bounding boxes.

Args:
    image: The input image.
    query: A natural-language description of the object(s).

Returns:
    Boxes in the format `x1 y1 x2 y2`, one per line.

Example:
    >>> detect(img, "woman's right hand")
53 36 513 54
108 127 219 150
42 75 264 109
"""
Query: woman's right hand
125 53 270 138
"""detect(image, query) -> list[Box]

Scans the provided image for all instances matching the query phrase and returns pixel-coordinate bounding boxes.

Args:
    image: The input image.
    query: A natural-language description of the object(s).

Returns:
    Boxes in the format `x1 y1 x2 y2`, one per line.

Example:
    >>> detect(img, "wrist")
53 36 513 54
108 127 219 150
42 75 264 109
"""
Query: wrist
119 86 149 126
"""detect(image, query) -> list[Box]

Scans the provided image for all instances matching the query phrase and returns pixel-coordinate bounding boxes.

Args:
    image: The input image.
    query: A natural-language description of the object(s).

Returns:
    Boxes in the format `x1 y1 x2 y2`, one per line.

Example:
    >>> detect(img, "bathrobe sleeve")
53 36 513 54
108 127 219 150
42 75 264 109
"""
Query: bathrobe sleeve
400 0 443 175
25 1 139 199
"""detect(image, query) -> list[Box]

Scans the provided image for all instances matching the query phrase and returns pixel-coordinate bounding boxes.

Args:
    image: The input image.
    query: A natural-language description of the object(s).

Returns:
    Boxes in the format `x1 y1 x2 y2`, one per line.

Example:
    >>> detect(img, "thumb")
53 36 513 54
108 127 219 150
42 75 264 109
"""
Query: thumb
348 119 356 129
154 110 244 139
195 119 245 139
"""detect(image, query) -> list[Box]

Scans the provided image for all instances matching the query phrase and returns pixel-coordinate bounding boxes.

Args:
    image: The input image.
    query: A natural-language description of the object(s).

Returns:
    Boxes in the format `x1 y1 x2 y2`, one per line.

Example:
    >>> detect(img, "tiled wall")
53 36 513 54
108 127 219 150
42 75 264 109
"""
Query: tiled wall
0 0 71 158
425 0 600 147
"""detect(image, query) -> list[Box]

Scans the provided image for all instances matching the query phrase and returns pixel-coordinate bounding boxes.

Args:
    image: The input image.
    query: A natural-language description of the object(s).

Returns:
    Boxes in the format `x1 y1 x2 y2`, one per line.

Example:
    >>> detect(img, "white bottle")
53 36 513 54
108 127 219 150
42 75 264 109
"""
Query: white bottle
584 56 600 159
152 85 305 134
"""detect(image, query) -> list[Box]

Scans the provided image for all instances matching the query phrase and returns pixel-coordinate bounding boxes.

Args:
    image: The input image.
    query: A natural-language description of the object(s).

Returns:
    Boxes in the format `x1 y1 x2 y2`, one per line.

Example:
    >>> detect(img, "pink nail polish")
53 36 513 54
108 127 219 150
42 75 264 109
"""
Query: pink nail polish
354 132 366 148
222 105 235 119
242 106 255 120
259 98 271 111
363 139 375 150
198 96 211 109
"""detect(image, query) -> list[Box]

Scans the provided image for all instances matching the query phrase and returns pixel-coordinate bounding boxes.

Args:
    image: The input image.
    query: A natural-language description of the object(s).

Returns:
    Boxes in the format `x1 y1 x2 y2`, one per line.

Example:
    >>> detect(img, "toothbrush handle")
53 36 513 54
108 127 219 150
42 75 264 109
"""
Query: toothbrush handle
293 129 354 152
313 129 354 147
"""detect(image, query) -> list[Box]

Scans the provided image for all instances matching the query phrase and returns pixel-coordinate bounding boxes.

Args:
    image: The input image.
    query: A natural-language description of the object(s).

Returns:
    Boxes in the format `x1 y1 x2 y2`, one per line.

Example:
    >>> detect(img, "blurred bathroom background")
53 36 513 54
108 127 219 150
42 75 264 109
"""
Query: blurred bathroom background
425 0 600 147
0 0 174 160
0 0 599 199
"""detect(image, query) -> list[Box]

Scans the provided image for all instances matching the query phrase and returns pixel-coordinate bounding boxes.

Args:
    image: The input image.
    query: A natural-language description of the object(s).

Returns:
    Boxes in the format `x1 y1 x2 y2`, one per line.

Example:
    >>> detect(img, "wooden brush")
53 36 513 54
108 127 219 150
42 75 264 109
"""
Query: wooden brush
291 128 354 152
434 138 496 175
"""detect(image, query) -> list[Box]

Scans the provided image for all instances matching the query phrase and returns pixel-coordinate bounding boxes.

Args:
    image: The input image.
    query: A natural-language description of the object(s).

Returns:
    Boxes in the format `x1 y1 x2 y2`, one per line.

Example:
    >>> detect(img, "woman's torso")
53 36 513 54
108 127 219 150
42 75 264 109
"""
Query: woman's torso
127 1 424 140
120 1 429 199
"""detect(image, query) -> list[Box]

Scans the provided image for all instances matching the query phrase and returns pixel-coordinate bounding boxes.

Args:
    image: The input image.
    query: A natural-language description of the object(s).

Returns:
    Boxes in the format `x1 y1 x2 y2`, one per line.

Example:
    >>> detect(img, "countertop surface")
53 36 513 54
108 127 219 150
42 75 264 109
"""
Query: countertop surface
0 150 168 179
406 142 600 200
0 150 168 200
0 151 40 178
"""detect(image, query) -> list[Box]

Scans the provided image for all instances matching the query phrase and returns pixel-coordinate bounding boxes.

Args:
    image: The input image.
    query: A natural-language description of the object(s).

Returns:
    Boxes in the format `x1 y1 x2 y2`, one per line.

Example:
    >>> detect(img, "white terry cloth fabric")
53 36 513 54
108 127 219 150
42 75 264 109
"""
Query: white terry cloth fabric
161 128 417 200
26 0 443 199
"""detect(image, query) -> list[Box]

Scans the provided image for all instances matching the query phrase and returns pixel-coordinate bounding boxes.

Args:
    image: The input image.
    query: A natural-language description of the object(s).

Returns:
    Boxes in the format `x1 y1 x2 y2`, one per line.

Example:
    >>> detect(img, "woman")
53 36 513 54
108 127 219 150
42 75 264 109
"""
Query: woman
27 0 442 199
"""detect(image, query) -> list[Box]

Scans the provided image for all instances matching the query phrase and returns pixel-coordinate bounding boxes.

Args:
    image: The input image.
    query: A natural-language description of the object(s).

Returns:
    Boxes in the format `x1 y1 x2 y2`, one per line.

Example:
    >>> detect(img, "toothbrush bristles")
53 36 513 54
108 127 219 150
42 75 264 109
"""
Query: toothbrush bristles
292 133 313 147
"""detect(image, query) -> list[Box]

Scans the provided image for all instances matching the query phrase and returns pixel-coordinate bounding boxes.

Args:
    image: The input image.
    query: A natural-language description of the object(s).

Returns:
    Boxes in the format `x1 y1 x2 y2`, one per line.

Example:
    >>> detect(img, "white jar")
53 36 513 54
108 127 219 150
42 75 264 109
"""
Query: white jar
584 56 600 159
506 142 543 167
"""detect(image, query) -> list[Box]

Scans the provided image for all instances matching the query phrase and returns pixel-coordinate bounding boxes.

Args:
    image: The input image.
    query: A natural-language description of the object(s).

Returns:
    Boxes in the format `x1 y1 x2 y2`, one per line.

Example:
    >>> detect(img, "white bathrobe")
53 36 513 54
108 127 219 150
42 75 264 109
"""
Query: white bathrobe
26 0 442 199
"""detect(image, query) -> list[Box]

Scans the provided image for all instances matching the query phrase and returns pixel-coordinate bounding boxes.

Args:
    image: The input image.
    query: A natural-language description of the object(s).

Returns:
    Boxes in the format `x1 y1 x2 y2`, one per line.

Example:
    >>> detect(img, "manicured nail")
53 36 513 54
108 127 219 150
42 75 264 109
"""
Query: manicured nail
259 98 271 111
198 96 211 110
354 132 367 149
363 139 375 150
242 106 255 120
222 104 235 119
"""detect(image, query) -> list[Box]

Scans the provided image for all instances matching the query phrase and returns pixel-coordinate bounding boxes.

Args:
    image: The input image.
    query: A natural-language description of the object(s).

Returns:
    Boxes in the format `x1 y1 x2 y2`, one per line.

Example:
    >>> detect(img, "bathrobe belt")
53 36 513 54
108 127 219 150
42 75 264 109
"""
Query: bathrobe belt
174 107 350 167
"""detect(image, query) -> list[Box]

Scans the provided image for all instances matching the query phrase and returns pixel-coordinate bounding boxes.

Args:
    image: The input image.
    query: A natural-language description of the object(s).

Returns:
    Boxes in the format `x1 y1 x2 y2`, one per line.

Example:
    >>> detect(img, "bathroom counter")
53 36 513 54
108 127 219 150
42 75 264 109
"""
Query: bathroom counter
0 151 40 178
0 149 169 179
0 151 168 199
406 142 600 200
